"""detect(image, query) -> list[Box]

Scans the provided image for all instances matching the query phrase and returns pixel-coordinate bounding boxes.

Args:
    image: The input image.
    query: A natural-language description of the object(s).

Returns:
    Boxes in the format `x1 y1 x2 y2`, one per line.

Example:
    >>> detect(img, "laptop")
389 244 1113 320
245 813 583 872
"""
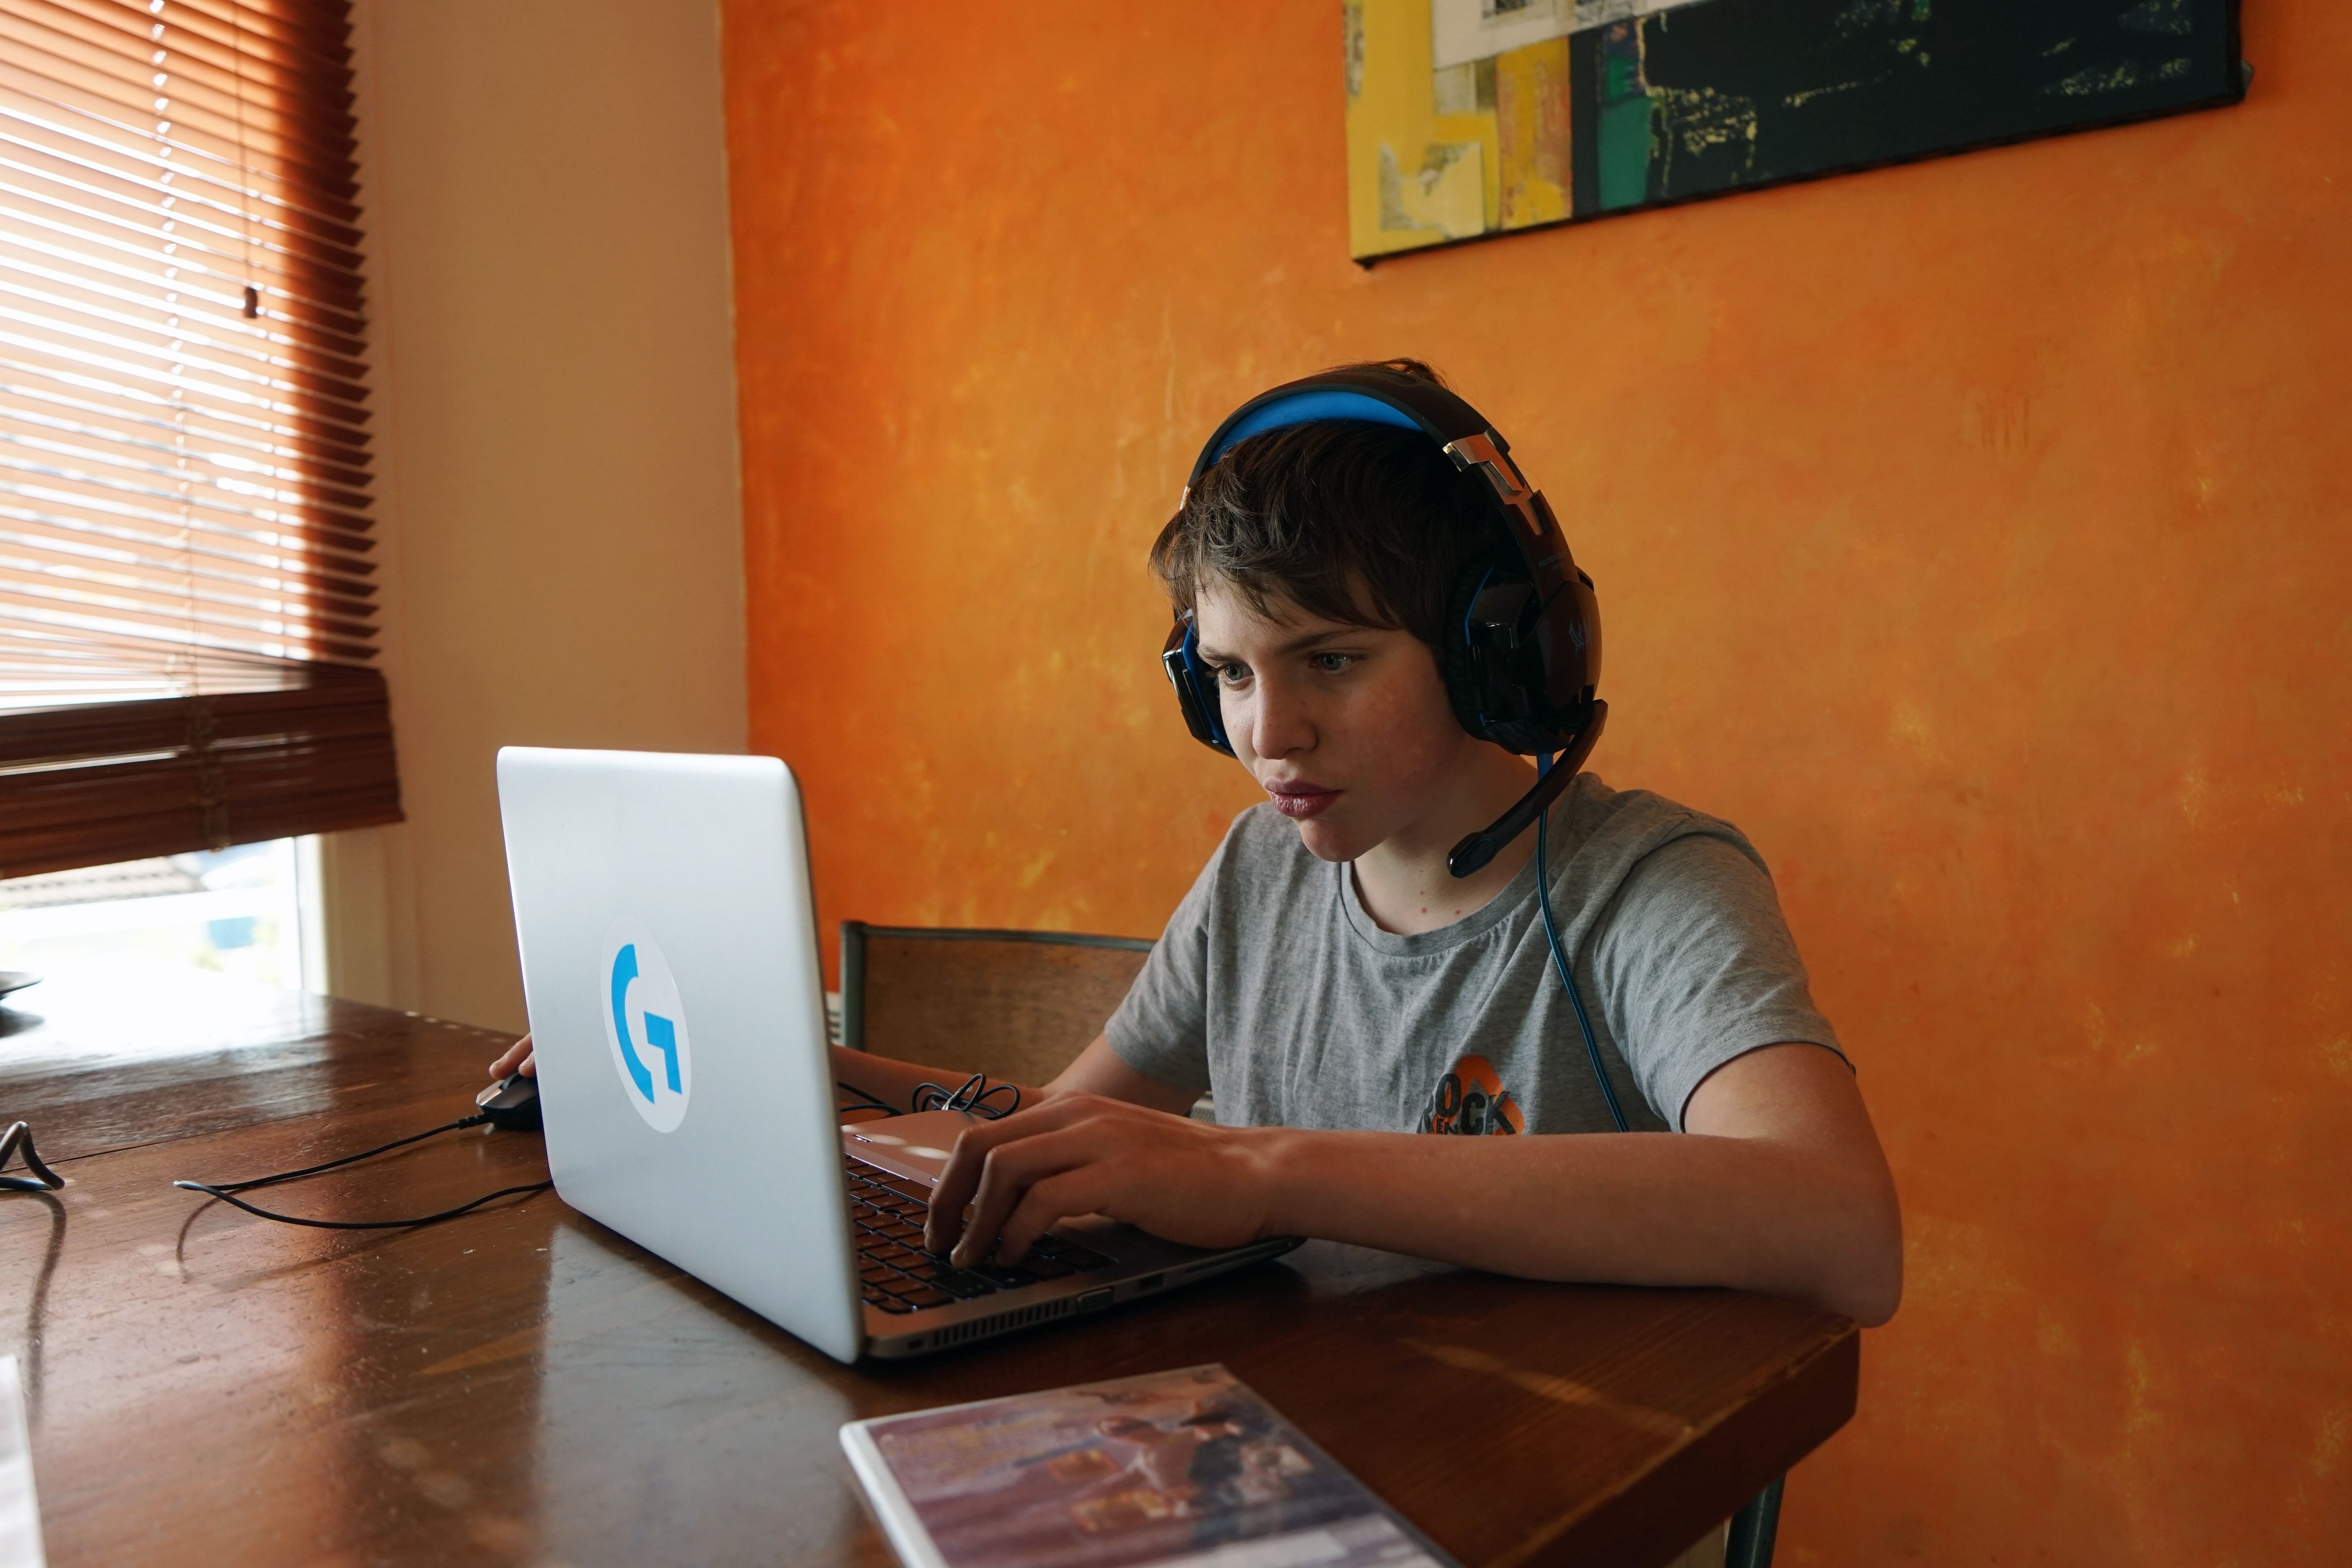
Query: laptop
495 746 1299 1362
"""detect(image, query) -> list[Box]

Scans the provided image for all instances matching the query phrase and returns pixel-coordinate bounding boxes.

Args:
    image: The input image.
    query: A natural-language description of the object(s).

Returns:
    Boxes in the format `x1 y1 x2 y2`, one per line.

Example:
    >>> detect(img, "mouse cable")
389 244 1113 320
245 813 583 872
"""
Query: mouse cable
171 1109 551 1230
171 1177 553 1230
194 1113 490 1194
1535 753 1631 1134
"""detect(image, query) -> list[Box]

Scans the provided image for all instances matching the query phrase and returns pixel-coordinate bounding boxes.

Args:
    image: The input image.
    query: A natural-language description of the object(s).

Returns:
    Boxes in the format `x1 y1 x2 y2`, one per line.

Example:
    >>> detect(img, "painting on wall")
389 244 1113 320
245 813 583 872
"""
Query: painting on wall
1344 0 2246 262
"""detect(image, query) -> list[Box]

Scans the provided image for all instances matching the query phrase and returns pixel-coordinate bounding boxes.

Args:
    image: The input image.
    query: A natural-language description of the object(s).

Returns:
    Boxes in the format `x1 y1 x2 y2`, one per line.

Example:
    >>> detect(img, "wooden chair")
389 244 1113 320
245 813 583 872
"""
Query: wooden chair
837 923 1153 1091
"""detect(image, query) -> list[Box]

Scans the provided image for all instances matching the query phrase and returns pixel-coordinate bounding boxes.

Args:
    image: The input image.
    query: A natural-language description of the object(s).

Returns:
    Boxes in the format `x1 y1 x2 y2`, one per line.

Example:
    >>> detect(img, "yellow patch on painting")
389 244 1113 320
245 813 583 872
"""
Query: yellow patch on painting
1493 39 1572 229
1347 0 1502 256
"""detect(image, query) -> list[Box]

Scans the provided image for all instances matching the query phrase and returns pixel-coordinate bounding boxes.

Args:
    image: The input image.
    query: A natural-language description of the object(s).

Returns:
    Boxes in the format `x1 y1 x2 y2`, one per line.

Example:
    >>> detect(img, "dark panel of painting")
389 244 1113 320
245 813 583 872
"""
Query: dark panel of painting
1576 0 2244 217
1345 0 2245 262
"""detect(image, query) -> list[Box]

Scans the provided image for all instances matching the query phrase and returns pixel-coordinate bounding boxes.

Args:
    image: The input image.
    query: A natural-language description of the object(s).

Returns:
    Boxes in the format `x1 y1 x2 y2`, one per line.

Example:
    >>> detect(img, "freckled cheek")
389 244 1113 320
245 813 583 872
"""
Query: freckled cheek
1222 691 1264 764
1327 685 1460 794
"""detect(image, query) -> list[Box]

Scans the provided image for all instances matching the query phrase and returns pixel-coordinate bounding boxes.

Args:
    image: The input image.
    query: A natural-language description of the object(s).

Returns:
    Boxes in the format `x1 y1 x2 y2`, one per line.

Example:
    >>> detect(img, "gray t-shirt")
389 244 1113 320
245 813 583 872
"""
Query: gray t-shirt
1105 772 1843 1136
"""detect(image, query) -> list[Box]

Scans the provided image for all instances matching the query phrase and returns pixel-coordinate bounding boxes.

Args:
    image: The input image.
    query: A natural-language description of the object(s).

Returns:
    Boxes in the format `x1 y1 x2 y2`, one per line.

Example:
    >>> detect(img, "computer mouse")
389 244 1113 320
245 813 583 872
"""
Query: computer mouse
475 1070 543 1132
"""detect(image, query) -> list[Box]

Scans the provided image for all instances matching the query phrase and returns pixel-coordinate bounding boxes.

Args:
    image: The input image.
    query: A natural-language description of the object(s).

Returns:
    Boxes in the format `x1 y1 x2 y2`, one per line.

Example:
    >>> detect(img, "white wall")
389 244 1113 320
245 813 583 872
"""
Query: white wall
333 0 747 1030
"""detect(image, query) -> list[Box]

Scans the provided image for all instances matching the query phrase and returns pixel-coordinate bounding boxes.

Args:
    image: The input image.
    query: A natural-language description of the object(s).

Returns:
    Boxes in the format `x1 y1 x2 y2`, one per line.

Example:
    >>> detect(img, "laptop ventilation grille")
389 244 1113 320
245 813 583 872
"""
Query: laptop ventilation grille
930 1296 1079 1347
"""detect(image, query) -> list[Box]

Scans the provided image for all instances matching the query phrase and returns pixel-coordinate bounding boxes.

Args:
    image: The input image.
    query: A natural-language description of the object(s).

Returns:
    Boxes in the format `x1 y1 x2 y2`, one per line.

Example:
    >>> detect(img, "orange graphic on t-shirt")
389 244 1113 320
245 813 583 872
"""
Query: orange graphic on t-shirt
1423 1055 1524 1135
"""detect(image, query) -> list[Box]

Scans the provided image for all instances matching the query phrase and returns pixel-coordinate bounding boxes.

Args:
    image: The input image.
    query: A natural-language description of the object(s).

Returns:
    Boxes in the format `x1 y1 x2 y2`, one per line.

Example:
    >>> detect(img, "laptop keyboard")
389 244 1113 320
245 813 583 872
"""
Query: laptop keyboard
844 1154 1113 1315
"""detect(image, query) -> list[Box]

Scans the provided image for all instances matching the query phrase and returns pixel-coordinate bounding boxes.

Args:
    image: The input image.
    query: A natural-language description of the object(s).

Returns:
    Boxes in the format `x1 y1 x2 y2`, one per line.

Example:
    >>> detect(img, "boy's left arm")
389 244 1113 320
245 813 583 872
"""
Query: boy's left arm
923 1038 1902 1325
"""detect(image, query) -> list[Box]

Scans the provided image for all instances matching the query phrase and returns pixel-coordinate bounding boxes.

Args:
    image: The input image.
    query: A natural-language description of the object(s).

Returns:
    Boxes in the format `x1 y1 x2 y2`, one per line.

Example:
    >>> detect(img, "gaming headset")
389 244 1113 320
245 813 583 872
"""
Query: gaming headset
1160 365 1607 882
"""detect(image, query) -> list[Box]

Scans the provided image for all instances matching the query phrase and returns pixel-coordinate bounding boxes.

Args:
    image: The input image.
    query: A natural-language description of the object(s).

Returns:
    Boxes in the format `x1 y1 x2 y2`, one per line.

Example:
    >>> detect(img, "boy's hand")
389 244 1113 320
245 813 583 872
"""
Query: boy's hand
489 1035 535 1079
922 1095 1279 1269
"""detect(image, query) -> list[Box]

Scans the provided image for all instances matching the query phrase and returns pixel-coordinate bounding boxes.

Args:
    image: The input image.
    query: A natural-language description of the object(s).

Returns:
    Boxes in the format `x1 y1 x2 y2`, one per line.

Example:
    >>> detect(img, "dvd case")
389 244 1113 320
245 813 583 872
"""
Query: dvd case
840 1363 1456 1568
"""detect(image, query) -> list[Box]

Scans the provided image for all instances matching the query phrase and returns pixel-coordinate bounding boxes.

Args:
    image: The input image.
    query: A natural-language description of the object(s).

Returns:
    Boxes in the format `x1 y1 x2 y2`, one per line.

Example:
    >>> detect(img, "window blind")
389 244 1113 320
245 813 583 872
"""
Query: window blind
0 0 399 880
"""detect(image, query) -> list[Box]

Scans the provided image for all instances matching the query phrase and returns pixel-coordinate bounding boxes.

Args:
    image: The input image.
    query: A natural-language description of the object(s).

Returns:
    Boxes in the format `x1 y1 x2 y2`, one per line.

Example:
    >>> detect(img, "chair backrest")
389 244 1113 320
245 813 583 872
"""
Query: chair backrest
839 922 1153 1091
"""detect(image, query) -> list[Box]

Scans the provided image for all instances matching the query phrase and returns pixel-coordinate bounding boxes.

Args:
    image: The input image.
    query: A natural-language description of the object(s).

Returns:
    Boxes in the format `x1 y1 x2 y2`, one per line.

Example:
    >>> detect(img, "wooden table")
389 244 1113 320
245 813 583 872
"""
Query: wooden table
0 975 1857 1567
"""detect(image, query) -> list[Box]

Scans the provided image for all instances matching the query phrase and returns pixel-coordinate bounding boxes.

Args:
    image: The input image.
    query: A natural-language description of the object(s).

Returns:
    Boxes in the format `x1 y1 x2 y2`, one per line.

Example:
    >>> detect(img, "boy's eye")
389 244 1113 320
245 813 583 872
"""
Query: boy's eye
1215 662 1250 687
1310 652 1356 674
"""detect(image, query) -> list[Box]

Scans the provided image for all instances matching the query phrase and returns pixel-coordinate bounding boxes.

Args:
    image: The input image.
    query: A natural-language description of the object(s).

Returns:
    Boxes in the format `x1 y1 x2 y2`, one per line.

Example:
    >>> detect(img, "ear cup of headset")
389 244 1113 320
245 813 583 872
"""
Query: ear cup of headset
1161 618 1234 756
1560 569 1602 702
1441 533 1592 755
1441 547 1541 747
1438 559 1492 739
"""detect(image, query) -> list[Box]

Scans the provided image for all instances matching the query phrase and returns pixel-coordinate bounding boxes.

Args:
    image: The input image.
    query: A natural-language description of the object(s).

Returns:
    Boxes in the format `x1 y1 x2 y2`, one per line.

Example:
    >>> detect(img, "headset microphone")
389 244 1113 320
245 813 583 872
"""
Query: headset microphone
1441 701 1606 879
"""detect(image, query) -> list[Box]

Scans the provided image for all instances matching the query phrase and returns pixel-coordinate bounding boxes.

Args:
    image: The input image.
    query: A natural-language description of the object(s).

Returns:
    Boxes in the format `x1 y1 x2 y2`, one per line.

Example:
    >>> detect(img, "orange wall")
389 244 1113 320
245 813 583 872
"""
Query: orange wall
721 4 2351 1561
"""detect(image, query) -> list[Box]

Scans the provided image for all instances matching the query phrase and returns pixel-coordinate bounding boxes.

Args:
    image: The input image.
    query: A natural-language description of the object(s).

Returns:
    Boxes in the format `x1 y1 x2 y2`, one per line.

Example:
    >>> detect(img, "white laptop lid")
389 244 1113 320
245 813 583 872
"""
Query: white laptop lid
496 747 862 1363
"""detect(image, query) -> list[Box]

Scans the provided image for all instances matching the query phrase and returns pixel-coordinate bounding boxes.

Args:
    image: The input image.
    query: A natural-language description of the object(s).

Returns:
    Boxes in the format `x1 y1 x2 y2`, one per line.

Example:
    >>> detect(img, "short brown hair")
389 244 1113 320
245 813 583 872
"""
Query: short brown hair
1149 360 1496 648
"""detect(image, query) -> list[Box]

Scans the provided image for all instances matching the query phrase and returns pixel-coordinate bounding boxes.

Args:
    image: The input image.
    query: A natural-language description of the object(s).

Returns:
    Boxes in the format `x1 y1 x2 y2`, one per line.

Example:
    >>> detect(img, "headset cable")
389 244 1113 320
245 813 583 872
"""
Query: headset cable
1534 753 1632 1133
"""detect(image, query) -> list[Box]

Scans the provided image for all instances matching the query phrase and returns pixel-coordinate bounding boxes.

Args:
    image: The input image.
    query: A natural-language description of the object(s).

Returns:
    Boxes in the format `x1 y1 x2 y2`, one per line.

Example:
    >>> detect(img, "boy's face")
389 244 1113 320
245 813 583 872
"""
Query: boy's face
1192 580 1487 864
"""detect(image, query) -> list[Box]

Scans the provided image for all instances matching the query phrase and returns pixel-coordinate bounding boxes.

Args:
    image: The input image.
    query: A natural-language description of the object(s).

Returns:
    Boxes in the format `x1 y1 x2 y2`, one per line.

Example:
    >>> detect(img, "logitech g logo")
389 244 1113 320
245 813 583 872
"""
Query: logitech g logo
598 920 691 1132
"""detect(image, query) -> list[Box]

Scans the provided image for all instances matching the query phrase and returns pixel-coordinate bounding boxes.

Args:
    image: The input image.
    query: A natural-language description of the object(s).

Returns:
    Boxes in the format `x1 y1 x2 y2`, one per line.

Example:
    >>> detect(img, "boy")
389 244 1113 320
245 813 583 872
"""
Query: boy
493 362 1902 1325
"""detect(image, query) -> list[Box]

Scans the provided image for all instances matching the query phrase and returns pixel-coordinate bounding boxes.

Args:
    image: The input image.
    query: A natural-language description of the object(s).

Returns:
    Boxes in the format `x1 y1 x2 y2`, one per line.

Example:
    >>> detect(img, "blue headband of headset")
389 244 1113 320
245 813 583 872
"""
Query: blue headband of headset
1207 390 1425 464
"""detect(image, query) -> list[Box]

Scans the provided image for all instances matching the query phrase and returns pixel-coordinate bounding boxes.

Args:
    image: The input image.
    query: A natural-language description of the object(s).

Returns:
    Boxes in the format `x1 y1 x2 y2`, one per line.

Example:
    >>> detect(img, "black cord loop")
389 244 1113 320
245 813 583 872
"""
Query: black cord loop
0 1121 64 1192
913 1072 1021 1119
837 1073 1022 1121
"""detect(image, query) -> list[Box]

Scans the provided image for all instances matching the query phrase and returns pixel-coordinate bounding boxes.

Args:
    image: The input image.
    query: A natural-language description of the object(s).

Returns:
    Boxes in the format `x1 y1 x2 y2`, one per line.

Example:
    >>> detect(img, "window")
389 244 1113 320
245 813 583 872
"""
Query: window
0 0 400 882
0 832 317 993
